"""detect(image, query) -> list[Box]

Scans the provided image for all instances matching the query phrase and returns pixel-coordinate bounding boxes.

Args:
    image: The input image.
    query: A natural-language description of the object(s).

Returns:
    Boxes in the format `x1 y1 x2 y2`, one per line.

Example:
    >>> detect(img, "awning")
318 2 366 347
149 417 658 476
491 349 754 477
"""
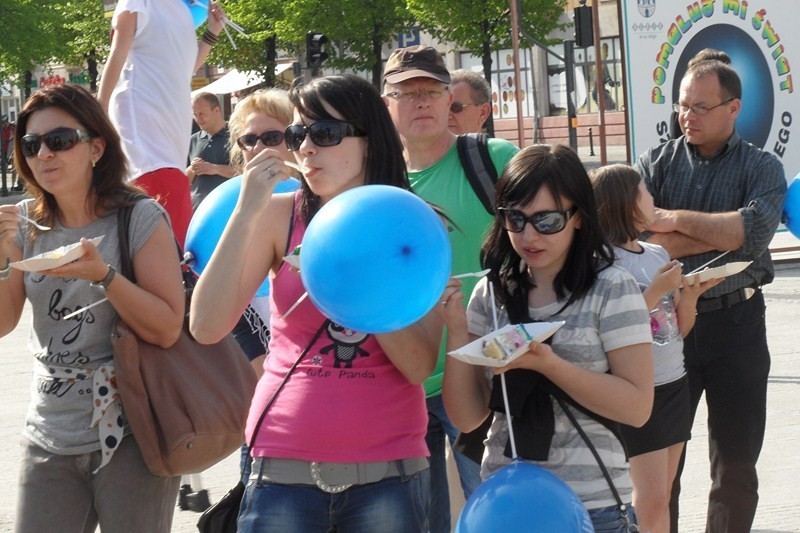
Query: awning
191 63 293 97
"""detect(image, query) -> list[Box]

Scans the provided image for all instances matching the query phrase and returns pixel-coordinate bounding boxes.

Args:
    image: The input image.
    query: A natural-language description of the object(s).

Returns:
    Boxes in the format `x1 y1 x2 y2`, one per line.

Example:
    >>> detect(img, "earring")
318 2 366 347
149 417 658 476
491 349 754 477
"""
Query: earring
91 159 96 168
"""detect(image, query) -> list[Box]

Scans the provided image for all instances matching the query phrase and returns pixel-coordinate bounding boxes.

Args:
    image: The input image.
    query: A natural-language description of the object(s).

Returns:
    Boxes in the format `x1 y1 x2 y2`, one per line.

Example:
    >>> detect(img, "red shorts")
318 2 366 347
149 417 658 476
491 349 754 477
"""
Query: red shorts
134 168 192 250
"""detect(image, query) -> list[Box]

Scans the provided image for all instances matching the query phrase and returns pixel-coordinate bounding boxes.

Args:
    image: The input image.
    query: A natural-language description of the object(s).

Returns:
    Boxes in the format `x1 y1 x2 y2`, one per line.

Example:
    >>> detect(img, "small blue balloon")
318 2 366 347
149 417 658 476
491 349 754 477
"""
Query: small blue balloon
300 185 451 334
183 0 208 29
185 175 300 297
456 461 593 533
783 177 800 239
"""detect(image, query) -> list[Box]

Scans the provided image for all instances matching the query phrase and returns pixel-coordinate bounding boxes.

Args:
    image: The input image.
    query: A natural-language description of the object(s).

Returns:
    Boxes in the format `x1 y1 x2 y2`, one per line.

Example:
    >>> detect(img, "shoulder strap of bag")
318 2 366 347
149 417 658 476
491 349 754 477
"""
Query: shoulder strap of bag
554 395 638 531
246 319 330 453
117 194 150 282
457 133 499 215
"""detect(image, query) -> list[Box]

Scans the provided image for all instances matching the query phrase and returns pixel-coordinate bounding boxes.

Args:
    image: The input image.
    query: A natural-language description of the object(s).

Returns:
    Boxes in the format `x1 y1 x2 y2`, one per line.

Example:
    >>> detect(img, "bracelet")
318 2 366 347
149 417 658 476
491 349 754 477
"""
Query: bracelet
0 258 10 281
201 29 219 46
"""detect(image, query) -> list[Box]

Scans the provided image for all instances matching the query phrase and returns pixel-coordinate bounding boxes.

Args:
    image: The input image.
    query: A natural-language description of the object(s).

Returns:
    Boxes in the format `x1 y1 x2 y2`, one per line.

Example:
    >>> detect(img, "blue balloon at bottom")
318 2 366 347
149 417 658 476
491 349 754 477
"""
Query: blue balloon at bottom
783 177 800 239
456 461 593 533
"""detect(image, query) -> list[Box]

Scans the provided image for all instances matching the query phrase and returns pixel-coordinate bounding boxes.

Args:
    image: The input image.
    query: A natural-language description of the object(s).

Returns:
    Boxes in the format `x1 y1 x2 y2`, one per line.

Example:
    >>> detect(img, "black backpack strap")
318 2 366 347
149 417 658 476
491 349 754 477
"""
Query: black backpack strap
457 133 499 215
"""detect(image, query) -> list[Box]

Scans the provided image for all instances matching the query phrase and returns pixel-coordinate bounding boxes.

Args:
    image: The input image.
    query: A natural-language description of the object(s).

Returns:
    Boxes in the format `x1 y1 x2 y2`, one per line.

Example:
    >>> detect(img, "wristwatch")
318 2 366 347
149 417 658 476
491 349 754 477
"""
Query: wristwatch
90 264 116 292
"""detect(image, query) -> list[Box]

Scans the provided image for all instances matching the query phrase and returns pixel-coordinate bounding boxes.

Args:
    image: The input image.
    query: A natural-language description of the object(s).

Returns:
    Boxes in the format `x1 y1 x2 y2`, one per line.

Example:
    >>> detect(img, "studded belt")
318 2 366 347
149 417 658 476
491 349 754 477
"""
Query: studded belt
250 456 429 493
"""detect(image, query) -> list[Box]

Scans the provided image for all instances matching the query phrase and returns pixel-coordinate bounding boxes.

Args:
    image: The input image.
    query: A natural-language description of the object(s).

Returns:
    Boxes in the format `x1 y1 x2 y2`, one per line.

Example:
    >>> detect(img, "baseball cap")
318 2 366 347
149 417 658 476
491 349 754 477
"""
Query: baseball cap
383 46 451 85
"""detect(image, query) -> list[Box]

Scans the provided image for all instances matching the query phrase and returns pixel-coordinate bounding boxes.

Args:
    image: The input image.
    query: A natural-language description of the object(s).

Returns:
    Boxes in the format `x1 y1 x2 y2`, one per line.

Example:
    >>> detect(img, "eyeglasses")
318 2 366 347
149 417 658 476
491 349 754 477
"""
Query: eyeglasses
284 120 366 152
450 102 479 114
21 128 91 158
385 88 447 103
236 130 285 150
498 206 578 234
672 97 734 116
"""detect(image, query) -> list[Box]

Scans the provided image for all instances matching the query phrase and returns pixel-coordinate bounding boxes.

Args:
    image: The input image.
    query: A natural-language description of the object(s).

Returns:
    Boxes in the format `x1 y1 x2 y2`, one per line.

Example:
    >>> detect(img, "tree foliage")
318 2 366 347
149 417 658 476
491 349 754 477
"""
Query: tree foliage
0 0 67 81
408 0 567 81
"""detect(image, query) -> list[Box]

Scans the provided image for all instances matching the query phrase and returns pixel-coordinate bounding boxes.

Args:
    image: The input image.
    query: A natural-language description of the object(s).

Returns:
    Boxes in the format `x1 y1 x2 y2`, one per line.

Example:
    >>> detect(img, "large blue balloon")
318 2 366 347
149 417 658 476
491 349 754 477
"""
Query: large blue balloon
300 185 451 334
456 461 593 533
185 175 300 297
784 177 800 239
183 0 208 29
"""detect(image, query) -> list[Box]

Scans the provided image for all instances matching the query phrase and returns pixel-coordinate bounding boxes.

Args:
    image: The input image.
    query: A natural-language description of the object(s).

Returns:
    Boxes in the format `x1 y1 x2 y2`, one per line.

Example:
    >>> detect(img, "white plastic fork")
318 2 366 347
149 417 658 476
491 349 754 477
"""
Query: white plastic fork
17 213 51 231
284 161 309 174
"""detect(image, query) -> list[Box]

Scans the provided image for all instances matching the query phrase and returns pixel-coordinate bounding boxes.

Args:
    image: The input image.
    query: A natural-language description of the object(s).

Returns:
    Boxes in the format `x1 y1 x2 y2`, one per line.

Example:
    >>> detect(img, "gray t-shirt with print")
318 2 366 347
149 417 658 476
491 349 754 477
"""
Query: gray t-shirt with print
14 198 165 454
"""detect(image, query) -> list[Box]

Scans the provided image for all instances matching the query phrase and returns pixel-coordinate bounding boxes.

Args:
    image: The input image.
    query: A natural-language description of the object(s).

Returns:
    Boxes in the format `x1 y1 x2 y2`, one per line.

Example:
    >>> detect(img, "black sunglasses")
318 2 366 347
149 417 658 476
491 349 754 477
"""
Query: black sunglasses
237 130 285 150
284 120 366 152
21 128 92 158
498 206 578 234
450 102 478 114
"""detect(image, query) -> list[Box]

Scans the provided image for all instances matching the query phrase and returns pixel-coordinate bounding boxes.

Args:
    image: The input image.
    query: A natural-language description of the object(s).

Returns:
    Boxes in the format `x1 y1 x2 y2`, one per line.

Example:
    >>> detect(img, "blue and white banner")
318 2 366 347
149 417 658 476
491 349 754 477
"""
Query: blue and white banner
622 0 798 182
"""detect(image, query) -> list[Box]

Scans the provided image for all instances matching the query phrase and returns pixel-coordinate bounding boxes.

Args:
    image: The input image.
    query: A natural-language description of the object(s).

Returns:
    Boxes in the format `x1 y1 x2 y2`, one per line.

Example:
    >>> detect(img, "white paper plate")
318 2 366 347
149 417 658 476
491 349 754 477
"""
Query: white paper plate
684 261 752 286
10 235 105 272
448 321 565 368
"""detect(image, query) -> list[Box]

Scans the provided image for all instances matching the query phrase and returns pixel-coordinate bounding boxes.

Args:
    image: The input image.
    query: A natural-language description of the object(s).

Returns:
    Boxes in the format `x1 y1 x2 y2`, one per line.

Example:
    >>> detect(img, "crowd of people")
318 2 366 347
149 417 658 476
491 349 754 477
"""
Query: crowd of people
0 3 787 529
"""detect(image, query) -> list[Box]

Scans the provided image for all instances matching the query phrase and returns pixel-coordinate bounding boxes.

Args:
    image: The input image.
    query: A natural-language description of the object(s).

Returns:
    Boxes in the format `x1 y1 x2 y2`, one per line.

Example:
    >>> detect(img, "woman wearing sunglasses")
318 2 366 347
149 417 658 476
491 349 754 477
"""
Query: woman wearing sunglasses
190 74 441 531
441 144 654 532
0 85 185 532
225 88 297 377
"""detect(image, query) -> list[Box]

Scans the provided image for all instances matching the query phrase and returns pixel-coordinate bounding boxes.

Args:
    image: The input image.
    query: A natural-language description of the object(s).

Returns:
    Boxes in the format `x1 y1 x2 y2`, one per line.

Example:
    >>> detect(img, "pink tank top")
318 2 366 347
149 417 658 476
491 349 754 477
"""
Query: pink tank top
246 193 429 462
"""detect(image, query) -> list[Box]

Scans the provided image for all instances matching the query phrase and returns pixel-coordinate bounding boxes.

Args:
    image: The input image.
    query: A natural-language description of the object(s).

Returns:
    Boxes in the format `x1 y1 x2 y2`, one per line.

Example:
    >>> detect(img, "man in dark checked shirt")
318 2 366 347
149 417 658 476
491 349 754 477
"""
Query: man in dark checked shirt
636 59 787 533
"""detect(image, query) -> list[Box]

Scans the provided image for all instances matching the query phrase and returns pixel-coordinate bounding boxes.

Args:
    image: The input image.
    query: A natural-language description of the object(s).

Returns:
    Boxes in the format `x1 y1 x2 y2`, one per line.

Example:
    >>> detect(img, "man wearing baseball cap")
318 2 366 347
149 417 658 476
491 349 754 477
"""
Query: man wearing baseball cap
383 45 518 533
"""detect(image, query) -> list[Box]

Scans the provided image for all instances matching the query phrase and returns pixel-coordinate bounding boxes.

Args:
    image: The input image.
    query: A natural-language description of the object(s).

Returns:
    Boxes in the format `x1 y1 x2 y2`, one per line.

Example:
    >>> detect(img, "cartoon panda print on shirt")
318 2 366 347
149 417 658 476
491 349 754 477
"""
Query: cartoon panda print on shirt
320 323 370 368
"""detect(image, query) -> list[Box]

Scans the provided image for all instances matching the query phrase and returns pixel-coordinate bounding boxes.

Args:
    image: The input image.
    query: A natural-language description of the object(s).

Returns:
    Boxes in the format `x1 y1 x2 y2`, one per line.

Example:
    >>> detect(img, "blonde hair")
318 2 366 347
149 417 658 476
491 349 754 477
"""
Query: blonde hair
227 89 293 173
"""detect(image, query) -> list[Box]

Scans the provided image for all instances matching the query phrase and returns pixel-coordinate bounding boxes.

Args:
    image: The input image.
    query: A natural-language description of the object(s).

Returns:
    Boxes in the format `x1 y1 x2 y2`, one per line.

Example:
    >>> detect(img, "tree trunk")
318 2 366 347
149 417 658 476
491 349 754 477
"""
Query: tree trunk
371 29 383 90
87 49 98 93
481 25 495 137
24 71 32 101
263 35 277 87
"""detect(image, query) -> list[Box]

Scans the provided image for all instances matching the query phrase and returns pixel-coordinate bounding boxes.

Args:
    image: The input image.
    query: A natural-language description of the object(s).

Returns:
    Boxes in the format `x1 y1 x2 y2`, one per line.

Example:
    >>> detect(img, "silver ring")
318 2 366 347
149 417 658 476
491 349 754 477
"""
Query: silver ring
268 166 276 177
441 301 447 305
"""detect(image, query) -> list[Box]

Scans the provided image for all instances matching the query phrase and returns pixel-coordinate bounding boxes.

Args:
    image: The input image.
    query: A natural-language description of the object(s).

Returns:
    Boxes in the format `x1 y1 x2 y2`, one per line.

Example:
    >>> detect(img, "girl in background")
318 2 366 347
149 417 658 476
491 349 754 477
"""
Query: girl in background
591 164 721 533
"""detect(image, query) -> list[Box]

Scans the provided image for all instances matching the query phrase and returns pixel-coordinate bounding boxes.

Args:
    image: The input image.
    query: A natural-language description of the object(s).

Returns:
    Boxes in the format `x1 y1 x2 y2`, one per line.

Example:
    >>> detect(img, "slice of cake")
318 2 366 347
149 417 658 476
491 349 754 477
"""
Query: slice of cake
482 325 533 361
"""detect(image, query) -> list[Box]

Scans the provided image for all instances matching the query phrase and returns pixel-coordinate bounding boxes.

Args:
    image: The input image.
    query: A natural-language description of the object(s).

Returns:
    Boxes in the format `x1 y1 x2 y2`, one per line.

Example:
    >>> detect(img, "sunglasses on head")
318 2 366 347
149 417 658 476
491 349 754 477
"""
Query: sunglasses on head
236 130 285 150
498 206 578 234
284 120 366 152
21 128 92 158
450 102 478 114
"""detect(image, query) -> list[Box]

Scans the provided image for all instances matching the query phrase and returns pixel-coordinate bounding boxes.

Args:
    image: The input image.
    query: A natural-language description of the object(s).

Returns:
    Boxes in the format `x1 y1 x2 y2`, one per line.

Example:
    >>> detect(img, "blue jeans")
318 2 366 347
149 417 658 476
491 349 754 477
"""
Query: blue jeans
425 395 482 533
589 504 639 532
237 464 429 532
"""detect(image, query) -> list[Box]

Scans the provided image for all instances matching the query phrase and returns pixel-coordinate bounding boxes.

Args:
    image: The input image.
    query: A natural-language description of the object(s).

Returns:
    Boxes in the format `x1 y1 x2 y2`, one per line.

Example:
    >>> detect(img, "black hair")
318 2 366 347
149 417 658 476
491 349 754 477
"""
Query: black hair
288 74 409 222
482 144 614 322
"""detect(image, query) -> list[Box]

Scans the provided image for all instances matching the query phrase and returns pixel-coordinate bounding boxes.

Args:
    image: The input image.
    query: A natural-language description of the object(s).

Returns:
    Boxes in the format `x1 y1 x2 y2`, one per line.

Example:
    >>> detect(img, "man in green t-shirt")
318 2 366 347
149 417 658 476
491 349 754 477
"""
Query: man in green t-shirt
383 45 518 533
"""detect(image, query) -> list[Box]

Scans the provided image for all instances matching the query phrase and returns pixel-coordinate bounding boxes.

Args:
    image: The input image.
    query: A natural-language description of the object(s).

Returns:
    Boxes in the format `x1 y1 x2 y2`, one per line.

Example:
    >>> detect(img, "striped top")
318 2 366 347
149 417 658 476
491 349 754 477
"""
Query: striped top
466 264 652 509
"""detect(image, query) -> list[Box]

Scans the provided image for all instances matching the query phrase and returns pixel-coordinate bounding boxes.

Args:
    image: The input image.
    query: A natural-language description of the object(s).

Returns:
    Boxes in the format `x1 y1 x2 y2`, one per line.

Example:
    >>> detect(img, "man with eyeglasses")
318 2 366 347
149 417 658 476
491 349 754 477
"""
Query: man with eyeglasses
635 59 786 533
186 92 236 209
382 45 518 533
448 70 492 135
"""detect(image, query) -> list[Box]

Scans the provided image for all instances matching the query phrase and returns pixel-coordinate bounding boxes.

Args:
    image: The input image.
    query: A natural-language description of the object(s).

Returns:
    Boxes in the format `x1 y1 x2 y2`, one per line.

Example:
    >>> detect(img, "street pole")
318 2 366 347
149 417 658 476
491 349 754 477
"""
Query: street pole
509 0 525 147
1 132 8 197
564 40 578 152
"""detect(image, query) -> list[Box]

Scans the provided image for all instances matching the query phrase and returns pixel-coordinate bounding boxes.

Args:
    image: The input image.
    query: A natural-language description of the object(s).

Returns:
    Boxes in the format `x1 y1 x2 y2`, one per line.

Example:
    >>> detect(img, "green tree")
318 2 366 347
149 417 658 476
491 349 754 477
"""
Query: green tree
408 0 566 84
202 0 288 87
0 0 68 95
209 0 412 89
56 0 111 92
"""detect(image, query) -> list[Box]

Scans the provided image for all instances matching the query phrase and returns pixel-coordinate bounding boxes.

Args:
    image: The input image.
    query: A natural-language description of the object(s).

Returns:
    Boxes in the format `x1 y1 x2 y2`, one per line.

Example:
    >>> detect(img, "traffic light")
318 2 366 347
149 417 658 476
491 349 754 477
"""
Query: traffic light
306 32 328 67
574 5 594 48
